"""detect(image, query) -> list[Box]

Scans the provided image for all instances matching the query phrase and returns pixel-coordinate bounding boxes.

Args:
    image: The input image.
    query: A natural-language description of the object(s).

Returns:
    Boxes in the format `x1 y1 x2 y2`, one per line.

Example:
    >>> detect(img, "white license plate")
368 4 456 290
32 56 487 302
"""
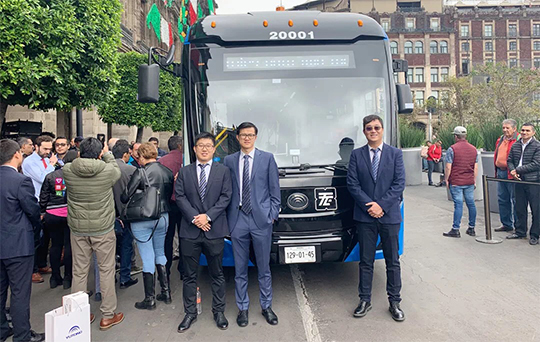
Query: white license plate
284 246 316 264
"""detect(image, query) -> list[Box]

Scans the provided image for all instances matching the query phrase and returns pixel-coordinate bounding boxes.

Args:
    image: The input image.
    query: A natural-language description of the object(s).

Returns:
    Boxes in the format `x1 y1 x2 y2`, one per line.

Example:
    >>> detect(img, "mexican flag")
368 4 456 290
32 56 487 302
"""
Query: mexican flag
160 18 173 48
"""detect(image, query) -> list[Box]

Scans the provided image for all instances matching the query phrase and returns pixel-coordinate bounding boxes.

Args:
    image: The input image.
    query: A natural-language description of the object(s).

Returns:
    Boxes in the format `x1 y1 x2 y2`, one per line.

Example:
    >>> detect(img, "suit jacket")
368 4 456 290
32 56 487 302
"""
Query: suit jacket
347 143 405 224
224 149 281 231
113 159 136 217
175 162 232 239
0 166 42 259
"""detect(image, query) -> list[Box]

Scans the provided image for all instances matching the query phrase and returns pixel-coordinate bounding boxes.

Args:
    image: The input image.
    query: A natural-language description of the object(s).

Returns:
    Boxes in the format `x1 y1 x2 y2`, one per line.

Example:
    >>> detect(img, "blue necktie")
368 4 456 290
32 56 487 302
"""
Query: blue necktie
371 148 380 181
242 155 252 214
199 164 207 201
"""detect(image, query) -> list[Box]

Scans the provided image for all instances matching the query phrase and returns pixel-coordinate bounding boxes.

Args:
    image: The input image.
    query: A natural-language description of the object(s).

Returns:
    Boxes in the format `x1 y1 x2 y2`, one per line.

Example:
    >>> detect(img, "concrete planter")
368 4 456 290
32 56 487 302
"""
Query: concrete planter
402 147 422 186
481 151 499 213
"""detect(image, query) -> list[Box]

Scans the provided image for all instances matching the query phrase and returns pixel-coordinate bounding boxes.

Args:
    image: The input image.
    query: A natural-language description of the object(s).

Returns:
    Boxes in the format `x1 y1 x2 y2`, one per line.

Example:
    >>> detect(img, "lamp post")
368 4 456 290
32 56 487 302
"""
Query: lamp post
426 95 436 140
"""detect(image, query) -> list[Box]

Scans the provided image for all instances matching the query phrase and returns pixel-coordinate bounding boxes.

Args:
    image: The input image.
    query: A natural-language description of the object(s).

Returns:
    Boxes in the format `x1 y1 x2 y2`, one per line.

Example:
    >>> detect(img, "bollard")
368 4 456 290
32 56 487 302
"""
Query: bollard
476 175 503 244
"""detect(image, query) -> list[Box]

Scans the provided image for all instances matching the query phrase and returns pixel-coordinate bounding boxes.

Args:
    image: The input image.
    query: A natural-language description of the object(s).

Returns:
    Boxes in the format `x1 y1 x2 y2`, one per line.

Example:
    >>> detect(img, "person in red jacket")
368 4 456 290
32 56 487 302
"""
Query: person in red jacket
427 140 442 186
493 119 519 232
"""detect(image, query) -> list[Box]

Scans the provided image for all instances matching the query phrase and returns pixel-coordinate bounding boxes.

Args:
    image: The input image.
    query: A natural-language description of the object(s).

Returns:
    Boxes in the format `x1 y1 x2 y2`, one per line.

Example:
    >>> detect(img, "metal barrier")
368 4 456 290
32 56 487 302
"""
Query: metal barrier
476 175 540 244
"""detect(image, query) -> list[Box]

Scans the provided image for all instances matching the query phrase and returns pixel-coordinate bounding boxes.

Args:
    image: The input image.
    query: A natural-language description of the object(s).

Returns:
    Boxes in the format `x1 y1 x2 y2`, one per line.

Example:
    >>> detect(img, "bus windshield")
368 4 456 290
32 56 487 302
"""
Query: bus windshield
191 40 392 167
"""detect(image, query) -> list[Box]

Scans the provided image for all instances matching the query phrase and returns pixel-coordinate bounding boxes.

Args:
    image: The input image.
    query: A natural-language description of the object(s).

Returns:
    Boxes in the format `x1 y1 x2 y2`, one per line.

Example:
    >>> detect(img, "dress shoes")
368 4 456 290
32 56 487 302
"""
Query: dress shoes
494 226 513 232
94 292 102 302
32 273 44 283
23 330 45 342
506 233 526 239
99 313 124 330
214 312 229 330
38 267 52 274
389 302 405 322
237 310 249 327
466 227 476 237
0 327 13 342
50 277 62 289
90 313 95 324
443 229 461 238
353 300 372 318
120 278 138 289
530 237 539 245
262 307 278 325
177 314 197 333
63 277 72 289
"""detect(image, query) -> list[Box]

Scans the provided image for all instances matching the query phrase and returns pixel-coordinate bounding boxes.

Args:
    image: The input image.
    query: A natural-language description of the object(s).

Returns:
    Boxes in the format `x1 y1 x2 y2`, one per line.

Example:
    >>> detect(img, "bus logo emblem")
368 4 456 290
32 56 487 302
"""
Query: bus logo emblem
314 188 337 211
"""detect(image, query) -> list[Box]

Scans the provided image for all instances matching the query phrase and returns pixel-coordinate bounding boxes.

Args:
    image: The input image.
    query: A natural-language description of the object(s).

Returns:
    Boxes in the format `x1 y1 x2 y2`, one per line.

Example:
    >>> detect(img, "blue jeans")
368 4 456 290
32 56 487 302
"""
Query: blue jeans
449 185 477 230
131 213 168 274
118 221 134 283
496 168 517 229
93 252 101 294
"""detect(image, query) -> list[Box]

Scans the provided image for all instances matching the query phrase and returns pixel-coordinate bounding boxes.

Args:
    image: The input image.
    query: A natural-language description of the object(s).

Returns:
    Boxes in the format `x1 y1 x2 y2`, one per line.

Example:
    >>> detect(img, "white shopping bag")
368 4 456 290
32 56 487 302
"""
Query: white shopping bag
45 292 91 342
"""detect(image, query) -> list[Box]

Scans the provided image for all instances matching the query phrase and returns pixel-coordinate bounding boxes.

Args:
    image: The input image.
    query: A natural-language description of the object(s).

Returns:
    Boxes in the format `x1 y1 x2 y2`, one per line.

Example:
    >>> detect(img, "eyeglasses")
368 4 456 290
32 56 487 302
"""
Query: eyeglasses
239 133 257 139
196 144 214 149
365 126 382 132
55 143 67 147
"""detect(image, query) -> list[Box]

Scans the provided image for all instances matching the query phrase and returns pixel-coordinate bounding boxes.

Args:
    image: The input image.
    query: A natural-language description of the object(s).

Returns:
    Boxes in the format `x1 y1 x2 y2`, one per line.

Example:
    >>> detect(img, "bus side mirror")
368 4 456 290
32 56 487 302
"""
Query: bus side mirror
396 84 413 114
138 64 160 103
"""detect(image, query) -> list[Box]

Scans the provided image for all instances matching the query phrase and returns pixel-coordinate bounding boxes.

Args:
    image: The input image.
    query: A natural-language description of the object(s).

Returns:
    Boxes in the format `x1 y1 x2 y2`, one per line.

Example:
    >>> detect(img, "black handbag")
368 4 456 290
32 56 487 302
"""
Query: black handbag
122 168 161 222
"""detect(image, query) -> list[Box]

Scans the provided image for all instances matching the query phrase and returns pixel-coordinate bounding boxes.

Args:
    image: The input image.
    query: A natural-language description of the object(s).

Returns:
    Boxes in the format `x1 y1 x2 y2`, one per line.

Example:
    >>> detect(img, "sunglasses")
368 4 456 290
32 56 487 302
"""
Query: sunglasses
365 126 382 132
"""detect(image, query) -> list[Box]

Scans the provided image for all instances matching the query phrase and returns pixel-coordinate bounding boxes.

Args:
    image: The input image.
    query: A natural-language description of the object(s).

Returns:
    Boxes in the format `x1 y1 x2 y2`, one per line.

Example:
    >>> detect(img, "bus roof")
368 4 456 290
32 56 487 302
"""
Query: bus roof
188 11 387 45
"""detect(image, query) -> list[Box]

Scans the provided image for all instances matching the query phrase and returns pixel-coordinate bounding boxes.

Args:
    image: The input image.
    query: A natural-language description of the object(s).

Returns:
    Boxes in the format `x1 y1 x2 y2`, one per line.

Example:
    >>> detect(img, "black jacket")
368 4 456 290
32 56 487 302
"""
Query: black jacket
507 138 540 182
121 161 174 213
39 168 68 214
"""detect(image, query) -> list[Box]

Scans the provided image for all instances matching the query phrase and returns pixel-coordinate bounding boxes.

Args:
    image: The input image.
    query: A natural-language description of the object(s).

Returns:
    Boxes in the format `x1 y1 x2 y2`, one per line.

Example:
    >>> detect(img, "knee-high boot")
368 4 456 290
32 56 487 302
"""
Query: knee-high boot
135 272 156 310
155 264 172 304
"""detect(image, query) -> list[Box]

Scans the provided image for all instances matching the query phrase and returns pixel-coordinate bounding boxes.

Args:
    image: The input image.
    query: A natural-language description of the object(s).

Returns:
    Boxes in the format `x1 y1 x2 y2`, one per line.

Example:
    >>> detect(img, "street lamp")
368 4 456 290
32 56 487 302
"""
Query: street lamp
426 95 437 141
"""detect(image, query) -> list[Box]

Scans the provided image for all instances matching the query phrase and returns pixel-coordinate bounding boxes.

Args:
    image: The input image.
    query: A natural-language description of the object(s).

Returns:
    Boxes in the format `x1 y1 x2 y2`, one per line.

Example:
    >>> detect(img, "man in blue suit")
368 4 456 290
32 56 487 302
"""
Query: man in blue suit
224 122 281 328
347 115 406 322
0 139 45 342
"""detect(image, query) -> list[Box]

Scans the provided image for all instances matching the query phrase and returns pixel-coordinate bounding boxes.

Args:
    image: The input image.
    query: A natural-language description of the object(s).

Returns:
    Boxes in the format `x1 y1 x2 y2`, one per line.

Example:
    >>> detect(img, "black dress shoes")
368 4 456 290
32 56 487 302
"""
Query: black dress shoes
506 233 526 239
0 327 13 342
353 300 372 318
177 314 197 333
120 278 138 289
214 312 229 330
466 227 476 237
389 302 405 322
262 307 278 325
443 229 461 238
494 226 513 232
237 310 249 327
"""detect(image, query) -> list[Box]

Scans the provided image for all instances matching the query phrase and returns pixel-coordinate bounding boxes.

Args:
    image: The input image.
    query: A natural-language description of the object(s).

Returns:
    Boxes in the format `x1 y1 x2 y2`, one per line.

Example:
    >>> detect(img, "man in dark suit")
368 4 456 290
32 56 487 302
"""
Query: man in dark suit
175 132 232 332
224 122 281 328
346 115 406 322
0 139 45 342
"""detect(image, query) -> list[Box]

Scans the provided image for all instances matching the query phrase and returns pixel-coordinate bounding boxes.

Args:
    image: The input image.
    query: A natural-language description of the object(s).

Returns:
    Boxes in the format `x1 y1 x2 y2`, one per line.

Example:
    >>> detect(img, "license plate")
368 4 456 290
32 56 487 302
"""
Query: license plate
284 246 316 264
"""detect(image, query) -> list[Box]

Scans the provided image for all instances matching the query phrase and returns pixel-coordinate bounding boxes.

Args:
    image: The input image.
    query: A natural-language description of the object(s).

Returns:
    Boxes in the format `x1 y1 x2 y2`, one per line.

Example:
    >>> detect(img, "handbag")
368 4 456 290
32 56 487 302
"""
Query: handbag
121 168 161 222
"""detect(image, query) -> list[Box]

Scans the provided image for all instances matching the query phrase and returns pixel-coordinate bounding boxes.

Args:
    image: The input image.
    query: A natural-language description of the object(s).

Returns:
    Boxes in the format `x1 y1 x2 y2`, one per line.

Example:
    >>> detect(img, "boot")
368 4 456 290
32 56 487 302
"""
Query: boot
134 272 156 310
155 264 172 304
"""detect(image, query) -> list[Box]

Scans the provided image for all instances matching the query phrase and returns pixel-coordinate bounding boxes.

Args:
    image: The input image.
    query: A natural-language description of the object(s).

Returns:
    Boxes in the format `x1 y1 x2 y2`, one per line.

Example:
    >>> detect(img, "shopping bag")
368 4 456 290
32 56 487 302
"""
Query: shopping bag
45 292 91 342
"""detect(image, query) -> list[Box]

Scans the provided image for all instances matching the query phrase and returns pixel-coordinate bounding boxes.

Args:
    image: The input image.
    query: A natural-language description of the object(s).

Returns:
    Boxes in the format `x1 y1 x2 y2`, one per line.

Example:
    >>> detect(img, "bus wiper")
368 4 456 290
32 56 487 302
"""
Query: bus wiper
278 163 348 173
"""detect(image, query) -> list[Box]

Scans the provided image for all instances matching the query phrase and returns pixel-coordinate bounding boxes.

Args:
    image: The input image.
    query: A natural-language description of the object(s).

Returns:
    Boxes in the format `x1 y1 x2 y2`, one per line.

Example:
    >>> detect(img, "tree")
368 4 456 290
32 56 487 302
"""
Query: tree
0 0 122 125
439 76 473 126
98 52 182 141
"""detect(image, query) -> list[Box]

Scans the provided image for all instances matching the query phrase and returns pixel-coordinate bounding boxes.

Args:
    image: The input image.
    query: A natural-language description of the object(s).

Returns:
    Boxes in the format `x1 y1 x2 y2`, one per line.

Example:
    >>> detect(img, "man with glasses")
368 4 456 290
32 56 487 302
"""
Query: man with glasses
347 115 406 322
175 132 232 332
506 123 540 245
224 122 281 328
53 137 70 165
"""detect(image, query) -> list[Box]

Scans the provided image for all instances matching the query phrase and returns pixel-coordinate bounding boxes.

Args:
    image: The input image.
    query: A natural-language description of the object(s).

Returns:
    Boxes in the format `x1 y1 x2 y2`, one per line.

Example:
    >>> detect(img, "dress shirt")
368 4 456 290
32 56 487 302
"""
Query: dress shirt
239 149 255 206
2 165 18 172
368 142 384 162
196 159 212 185
518 138 532 168
21 152 55 199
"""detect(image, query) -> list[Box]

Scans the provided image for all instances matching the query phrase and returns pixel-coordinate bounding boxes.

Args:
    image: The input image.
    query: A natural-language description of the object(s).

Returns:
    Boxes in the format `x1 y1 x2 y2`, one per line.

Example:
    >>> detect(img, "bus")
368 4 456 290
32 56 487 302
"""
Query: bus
139 10 413 265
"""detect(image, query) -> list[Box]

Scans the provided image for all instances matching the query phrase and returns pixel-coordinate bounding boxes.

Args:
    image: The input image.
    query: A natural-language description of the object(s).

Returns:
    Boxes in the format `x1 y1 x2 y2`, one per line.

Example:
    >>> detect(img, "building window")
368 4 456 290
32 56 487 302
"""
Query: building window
508 58 518 67
394 72 399 83
415 68 424 83
509 41 517 51
406 18 415 31
534 57 540 69
415 91 424 106
390 41 398 54
404 41 413 54
485 41 493 51
461 42 470 52
441 67 449 81
533 41 540 51
407 71 414 83
485 58 494 65
431 67 439 83
484 24 493 37
440 41 448 53
430 41 438 54
460 25 469 37
381 19 390 32
508 24 517 37
462 59 470 75
415 41 423 54
430 18 440 31
534 24 540 36
431 90 439 100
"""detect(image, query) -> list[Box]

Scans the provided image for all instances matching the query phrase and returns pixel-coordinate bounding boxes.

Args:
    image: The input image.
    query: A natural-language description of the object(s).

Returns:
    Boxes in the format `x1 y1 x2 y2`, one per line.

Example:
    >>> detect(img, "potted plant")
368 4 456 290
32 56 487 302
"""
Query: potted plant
399 122 425 186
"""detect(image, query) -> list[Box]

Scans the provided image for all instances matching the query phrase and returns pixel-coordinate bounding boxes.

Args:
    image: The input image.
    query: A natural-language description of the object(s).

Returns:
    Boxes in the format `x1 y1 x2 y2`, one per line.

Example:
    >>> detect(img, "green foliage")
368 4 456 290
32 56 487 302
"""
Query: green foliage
465 125 483 149
399 122 425 148
478 121 502 152
98 52 182 133
0 0 122 111
437 125 456 150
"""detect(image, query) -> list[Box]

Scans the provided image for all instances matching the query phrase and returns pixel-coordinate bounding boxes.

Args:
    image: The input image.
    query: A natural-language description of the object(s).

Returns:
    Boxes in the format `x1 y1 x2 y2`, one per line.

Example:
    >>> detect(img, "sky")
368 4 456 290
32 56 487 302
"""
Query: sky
217 0 308 14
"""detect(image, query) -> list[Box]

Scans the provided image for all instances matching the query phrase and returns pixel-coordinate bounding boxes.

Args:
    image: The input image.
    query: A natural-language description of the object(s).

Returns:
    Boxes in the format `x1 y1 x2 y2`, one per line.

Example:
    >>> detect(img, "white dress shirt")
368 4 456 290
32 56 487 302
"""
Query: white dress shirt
368 142 384 162
239 149 255 205
518 138 532 168
196 159 212 184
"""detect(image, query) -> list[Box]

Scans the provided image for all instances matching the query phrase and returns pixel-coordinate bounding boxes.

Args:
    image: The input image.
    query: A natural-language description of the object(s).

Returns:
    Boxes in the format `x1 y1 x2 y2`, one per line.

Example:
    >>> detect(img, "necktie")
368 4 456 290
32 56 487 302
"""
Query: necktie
42 158 48 169
199 164 207 202
371 148 380 181
241 155 252 214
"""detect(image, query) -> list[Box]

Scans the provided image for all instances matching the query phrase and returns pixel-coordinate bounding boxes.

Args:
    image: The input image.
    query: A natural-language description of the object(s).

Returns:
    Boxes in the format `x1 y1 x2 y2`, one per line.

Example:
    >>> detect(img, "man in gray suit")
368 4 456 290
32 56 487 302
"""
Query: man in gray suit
112 141 138 289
